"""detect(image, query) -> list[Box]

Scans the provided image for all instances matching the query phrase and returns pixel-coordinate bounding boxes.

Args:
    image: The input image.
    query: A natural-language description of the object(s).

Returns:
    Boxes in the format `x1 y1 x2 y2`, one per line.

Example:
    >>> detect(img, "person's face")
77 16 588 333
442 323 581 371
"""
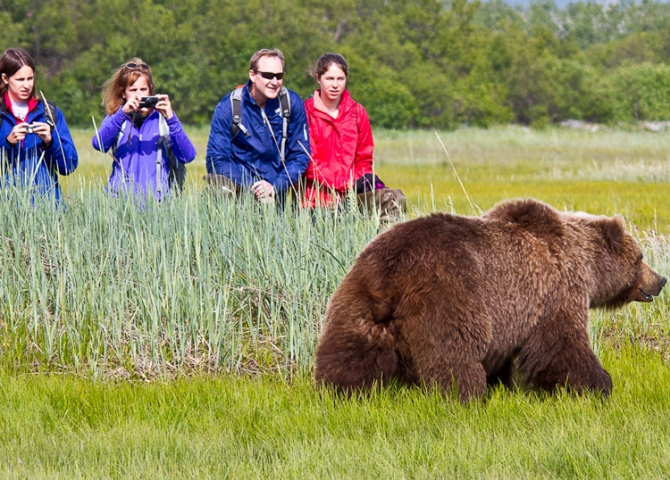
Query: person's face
2 65 34 103
249 56 284 102
124 74 151 101
317 64 347 103
124 74 152 111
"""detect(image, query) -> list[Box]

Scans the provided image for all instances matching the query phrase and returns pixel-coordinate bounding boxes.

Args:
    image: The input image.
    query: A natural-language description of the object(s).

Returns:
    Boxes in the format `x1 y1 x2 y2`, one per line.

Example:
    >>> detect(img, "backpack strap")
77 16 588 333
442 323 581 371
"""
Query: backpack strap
230 86 250 139
154 116 167 194
113 120 128 154
43 100 58 130
157 114 185 193
278 86 291 164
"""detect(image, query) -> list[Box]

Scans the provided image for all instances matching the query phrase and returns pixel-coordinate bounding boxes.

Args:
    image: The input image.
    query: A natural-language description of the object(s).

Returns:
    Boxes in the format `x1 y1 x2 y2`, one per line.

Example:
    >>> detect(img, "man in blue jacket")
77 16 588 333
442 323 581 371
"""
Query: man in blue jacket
206 49 310 205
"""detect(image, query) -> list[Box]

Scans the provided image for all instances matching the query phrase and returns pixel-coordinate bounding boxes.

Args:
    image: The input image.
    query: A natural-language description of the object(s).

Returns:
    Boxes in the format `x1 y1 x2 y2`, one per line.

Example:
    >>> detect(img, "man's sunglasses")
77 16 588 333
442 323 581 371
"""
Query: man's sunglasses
256 71 285 80
123 63 151 71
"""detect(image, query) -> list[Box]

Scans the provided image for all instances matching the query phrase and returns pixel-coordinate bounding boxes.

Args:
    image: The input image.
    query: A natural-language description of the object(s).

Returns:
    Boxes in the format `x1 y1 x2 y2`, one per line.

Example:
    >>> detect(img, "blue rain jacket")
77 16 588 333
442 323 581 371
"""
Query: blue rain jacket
0 98 78 202
206 81 310 193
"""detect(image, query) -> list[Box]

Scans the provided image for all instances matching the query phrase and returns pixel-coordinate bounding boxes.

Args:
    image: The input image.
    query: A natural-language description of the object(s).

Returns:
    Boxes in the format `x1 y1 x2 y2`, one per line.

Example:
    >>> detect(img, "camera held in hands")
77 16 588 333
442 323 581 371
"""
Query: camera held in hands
24 124 35 134
138 96 159 108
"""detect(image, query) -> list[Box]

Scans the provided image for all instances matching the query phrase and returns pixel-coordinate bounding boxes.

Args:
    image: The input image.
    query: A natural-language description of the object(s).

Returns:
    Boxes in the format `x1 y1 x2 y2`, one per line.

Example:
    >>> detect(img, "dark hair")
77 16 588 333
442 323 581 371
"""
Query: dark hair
101 57 154 115
310 53 349 79
250 49 285 72
0 48 37 99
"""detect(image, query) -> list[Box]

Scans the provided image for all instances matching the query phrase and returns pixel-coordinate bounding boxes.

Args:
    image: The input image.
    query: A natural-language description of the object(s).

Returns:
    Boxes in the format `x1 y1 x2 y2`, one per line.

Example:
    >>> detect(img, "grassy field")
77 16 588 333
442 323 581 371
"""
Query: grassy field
67 125 670 231
1 347 670 478
2 125 670 478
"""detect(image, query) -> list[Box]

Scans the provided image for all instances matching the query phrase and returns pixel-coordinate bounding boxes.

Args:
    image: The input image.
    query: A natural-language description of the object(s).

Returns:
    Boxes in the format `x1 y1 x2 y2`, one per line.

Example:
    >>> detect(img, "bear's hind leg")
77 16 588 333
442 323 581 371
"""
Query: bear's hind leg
315 313 398 393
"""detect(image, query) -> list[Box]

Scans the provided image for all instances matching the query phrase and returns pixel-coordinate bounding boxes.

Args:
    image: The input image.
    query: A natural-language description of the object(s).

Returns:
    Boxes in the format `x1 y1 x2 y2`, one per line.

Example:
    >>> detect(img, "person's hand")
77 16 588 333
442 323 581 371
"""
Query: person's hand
122 94 141 115
6 122 29 145
251 180 275 204
155 94 174 120
30 121 52 146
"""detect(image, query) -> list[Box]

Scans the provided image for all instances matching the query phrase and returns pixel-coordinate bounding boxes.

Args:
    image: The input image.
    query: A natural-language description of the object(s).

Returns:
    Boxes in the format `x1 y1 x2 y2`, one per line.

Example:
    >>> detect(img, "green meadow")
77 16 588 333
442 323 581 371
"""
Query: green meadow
2 125 670 478
68 125 670 231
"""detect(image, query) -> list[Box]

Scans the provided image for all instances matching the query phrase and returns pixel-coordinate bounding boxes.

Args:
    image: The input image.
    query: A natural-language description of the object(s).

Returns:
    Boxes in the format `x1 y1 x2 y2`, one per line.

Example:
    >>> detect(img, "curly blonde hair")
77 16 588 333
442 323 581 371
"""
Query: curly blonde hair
101 57 154 115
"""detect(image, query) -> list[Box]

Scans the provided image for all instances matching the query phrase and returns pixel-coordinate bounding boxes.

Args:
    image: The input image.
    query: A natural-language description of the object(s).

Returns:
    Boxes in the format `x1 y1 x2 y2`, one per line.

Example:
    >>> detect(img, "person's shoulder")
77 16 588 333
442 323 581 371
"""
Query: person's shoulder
213 88 240 116
303 95 315 109
285 88 305 105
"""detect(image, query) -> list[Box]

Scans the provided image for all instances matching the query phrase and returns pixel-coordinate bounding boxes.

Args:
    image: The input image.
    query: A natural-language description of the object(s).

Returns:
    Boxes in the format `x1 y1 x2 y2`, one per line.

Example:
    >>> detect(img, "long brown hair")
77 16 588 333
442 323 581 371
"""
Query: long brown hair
101 57 154 115
0 48 37 99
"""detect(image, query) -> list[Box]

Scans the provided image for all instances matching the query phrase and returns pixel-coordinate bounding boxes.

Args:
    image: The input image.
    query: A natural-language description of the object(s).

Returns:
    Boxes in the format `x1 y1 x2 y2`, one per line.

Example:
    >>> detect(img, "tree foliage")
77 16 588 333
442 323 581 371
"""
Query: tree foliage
2 0 670 127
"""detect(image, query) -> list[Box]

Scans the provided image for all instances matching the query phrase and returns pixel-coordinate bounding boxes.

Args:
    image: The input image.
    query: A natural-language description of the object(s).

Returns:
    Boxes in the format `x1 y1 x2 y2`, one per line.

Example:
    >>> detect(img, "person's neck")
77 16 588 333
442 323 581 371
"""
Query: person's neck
7 91 28 106
315 91 340 118
249 84 267 109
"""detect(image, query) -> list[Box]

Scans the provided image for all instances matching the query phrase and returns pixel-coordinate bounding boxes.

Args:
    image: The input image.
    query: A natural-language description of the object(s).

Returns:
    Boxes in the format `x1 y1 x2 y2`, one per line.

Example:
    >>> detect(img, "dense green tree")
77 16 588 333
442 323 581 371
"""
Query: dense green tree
2 0 670 127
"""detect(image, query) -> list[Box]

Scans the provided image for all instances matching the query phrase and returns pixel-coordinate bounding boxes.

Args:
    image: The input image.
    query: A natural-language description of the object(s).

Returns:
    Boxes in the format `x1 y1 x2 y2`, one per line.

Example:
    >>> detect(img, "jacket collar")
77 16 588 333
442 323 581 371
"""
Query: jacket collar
310 89 353 120
243 80 280 110
2 92 41 123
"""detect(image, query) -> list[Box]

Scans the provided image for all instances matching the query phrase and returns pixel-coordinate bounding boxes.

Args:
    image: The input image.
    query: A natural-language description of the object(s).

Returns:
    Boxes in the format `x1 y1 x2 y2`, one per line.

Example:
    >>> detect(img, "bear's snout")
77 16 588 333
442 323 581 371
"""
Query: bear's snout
635 262 666 302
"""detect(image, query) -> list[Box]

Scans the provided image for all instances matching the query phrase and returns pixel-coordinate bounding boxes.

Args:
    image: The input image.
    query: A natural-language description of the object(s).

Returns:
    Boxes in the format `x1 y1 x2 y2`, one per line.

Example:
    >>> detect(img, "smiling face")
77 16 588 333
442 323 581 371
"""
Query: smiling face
249 56 284 106
2 65 34 103
316 64 347 103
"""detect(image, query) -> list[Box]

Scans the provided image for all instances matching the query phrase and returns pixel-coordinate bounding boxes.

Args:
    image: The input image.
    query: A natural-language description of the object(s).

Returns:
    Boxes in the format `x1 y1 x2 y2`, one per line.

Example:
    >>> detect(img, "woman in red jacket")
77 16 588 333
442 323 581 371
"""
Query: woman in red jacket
302 53 382 208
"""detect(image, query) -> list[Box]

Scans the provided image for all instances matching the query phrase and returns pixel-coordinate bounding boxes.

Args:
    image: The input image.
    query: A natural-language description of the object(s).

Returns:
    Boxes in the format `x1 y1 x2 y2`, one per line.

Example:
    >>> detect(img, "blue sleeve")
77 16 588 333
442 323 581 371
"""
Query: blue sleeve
91 108 129 153
167 113 197 164
271 91 310 192
206 95 239 179
0 118 16 151
45 108 78 176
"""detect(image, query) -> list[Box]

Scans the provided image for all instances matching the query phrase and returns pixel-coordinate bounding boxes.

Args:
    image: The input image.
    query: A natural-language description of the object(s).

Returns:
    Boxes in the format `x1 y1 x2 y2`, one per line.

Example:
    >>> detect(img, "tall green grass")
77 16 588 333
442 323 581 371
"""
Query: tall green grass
0 182 381 378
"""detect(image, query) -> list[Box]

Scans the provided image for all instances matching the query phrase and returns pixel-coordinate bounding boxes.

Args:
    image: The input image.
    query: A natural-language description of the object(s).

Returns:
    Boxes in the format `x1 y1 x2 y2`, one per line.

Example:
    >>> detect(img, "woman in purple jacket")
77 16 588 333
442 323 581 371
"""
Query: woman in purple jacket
92 58 196 198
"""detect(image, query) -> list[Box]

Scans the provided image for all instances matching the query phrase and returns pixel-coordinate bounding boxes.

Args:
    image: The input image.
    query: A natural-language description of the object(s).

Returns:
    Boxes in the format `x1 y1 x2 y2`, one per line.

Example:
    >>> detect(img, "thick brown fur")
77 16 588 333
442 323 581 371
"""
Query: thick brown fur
314 199 666 401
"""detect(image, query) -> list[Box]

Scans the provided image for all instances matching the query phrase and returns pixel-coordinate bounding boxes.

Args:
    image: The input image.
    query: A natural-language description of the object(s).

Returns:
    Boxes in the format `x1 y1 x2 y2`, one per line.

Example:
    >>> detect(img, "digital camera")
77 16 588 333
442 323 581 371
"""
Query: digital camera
139 96 159 108
25 124 36 134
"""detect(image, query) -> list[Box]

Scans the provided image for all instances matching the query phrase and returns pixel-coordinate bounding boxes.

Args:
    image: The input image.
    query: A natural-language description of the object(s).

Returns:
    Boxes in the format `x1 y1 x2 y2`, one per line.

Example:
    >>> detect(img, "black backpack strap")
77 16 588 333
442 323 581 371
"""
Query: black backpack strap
43 100 58 130
230 86 250 139
278 86 291 163
157 114 186 193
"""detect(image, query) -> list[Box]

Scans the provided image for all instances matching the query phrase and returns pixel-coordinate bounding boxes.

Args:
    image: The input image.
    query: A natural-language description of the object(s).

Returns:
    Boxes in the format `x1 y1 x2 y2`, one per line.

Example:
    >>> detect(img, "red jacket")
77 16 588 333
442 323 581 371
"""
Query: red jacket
302 90 374 207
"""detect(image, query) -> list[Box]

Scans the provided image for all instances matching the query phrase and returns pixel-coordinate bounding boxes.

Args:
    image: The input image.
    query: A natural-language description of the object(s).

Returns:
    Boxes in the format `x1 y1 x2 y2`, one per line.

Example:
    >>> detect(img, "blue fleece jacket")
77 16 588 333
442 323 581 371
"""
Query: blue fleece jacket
92 107 196 199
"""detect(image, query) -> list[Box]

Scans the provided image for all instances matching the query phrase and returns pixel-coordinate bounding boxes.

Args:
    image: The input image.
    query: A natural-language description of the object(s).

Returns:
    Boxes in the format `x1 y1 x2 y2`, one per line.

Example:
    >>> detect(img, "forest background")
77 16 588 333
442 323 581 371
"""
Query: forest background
3 0 670 129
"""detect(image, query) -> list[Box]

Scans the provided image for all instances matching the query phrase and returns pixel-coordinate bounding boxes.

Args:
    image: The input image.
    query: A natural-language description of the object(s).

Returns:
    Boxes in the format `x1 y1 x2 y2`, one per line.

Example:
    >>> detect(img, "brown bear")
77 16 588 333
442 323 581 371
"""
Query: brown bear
314 198 666 401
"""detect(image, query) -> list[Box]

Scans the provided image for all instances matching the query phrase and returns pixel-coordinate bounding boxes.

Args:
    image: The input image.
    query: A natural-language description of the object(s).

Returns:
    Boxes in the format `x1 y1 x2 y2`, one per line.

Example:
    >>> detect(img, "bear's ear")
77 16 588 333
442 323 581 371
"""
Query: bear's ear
599 215 626 249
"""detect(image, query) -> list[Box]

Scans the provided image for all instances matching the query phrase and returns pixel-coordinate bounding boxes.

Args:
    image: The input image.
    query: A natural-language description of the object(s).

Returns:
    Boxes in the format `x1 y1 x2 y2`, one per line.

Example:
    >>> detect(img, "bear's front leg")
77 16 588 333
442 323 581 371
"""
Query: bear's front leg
517 308 613 396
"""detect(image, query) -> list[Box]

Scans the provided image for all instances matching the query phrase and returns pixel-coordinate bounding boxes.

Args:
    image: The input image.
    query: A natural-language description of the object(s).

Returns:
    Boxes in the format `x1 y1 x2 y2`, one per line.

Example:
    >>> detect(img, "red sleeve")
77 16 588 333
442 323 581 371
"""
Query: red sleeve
353 104 374 180
303 101 319 182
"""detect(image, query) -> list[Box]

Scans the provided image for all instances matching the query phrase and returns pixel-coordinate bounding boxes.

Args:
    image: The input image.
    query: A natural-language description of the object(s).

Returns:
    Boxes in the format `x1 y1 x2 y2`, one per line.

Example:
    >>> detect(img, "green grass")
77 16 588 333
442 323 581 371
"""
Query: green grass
3 125 670 477
1 347 669 478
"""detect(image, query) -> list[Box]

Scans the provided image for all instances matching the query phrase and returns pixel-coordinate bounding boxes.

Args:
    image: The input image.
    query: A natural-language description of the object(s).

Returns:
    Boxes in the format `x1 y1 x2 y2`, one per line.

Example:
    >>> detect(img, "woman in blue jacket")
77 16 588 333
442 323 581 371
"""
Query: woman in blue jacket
0 48 78 201
92 58 196 198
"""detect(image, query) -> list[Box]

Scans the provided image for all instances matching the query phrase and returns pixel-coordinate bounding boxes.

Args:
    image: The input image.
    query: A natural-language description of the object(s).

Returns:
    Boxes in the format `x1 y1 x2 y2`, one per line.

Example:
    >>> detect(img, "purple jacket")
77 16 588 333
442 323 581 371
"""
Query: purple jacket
92 107 196 198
